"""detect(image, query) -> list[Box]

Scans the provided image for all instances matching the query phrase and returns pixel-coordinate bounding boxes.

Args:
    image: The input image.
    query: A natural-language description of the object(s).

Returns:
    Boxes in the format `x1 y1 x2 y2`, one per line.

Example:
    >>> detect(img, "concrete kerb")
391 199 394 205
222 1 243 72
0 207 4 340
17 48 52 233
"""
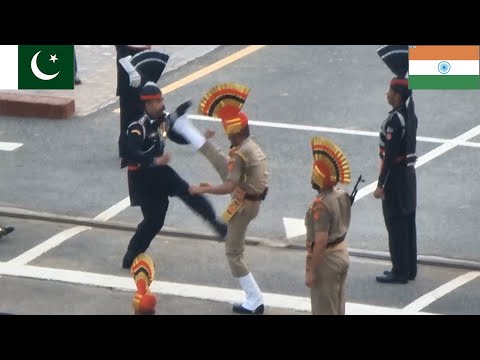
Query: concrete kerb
1 206 479 272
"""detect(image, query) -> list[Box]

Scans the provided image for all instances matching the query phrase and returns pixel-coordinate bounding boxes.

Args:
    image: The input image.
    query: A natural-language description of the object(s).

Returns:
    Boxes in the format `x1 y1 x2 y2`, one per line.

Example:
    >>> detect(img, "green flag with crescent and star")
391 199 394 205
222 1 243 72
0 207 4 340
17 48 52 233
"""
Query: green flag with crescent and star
18 45 74 90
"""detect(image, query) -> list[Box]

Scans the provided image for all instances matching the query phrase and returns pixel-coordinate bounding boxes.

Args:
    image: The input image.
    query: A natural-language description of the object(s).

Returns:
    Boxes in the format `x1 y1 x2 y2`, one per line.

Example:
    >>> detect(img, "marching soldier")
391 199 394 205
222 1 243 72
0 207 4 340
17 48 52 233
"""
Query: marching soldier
116 45 152 157
374 45 418 284
305 137 352 315
121 81 227 269
171 83 269 315
0 225 14 240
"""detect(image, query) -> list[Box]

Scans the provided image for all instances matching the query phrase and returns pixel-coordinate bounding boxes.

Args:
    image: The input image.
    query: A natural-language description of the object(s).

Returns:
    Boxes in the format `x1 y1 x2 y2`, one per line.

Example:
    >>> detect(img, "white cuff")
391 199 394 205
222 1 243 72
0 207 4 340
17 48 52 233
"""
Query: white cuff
119 56 136 74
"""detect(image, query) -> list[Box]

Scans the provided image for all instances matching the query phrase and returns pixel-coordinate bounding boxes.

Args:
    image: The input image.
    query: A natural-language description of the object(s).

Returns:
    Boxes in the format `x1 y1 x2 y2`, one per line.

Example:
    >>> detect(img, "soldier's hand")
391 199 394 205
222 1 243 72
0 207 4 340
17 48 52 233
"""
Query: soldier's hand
373 187 384 200
154 153 171 166
305 270 315 289
204 129 215 139
189 185 205 195
129 71 141 88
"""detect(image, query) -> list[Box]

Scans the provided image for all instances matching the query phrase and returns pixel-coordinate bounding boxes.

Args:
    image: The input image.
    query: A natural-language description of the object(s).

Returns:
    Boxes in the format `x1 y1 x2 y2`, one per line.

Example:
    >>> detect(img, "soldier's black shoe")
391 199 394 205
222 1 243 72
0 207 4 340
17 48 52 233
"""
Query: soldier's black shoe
212 220 228 240
167 100 192 127
122 251 136 269
376 273 408 284
232 303 264 315
0 226 14 239
383 270 416 281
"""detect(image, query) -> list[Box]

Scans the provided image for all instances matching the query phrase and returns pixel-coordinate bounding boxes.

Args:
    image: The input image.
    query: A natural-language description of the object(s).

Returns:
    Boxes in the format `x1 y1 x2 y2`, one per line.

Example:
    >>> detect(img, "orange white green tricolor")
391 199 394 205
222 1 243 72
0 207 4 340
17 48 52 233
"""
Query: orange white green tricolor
409 46 480 90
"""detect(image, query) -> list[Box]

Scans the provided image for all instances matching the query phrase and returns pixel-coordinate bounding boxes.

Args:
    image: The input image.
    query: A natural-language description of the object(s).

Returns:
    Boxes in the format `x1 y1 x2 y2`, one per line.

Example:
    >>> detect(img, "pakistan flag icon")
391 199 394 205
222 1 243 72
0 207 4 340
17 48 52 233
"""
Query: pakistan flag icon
18 45 74 90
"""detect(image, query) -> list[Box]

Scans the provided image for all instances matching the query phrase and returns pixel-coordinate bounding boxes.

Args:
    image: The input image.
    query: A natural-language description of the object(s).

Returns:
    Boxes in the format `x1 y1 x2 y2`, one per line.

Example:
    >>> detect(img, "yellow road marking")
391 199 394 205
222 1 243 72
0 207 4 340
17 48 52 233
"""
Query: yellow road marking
113 45 266 113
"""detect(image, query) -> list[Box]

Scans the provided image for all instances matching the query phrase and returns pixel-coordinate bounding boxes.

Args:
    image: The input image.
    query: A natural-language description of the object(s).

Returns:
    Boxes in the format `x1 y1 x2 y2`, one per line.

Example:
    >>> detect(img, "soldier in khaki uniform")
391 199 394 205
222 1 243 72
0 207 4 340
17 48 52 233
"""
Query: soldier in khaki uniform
305 137 352 315
170 83 268 315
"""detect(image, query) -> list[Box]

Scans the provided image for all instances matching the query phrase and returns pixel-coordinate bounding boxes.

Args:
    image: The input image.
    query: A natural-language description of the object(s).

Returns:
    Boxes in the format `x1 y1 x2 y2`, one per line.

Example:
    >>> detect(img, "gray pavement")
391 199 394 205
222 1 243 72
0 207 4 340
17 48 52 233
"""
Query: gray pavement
0 216 478 315
1 45 479 315
1 45 479 262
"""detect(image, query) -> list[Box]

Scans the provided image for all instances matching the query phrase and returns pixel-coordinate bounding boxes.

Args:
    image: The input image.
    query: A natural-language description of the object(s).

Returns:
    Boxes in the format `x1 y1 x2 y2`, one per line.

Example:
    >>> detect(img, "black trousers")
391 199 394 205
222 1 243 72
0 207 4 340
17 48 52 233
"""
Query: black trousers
124 167 220 260
383 210 417 279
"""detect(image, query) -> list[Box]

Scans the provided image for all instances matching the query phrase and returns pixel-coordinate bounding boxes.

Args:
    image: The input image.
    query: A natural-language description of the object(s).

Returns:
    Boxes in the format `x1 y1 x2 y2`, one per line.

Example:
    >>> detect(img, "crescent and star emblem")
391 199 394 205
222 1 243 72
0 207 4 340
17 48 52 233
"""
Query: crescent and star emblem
30 51 60 81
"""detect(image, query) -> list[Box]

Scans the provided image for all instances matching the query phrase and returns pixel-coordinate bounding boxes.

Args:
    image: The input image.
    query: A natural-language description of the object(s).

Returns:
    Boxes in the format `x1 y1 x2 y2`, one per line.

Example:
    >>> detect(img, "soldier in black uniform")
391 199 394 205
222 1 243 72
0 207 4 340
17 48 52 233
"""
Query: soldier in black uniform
374 77 418 284
121 81 227 269
0 225 14 240
116 45 151 157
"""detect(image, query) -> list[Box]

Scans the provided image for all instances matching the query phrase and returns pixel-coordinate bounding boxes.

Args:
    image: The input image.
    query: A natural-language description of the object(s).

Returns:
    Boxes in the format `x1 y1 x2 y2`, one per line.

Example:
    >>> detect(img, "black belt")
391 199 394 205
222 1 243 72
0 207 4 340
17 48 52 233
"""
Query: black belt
326 237 345 249
244 187 268 201
308 236 345 250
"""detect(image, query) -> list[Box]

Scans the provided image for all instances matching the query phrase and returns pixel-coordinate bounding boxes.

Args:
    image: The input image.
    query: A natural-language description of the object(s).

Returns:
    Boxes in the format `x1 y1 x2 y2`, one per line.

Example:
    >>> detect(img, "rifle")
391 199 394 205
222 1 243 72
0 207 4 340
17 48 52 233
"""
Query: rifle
349 175 365 205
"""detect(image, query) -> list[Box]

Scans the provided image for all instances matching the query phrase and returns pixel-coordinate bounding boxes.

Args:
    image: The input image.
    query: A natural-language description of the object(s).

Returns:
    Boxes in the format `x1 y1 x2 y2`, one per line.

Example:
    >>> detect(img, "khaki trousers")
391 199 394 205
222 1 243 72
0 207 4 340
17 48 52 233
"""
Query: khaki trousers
200 141 260 277
310 242 350 315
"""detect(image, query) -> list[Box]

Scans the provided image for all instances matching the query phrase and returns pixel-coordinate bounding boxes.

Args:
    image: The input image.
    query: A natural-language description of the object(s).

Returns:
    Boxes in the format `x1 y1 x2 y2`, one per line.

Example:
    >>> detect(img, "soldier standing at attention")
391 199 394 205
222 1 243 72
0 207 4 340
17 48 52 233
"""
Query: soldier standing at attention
374 45 418 284
305 137 352 315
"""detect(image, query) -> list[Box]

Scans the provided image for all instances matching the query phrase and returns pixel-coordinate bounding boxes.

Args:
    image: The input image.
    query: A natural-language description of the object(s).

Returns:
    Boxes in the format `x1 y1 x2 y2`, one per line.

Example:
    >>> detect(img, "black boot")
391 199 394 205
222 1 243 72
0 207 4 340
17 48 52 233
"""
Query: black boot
233 304 265 315
376 272 408 284
166 100 192 127
122 250 137 269
178 193 227 239
0 226 14 239
383 270 416 281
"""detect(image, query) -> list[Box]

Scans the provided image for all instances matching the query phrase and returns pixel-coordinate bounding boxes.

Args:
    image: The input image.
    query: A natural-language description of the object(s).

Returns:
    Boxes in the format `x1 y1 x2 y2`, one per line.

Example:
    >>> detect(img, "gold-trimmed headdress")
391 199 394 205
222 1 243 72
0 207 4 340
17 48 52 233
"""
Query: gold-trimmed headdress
311 137 351 189
131 253 157 315
198 83 250 135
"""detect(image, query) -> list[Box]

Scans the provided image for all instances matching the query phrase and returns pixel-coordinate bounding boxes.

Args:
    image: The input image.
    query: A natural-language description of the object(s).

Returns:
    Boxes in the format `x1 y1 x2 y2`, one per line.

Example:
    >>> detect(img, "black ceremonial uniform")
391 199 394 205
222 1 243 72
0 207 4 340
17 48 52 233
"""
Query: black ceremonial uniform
378 105 417 281
122 110 227 268
116 45 151 157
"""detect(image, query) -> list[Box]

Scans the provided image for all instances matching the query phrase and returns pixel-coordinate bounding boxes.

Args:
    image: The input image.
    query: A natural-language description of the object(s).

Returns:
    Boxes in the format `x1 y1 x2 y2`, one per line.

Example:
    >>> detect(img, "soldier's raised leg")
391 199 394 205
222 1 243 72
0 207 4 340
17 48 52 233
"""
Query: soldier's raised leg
170 115 229 181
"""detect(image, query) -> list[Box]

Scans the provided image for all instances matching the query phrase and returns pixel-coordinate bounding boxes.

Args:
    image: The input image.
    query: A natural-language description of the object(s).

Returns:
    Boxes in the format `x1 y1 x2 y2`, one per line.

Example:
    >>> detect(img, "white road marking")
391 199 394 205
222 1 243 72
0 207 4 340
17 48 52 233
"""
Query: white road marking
0 262 436 315
113 109 480 147
414 125 480 168
402 271 480 313
0 142 23 151
283 218 306 239
93 197 131 222
199 114 480 147
8 226 91 265
7 197 133 265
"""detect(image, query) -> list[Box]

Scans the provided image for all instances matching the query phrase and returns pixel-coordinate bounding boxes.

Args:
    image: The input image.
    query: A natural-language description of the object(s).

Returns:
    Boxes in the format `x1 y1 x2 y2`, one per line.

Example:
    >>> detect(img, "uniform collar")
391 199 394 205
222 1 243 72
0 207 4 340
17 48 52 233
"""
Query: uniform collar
389 104 406 114
316 187 334 198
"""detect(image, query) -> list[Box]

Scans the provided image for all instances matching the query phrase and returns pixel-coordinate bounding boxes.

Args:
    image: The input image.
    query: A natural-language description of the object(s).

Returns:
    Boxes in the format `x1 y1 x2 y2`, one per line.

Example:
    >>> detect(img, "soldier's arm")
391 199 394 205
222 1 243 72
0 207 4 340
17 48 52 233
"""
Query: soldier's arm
198 154 243 195
125 124 158 168
310 202 331 272
378 115 403 187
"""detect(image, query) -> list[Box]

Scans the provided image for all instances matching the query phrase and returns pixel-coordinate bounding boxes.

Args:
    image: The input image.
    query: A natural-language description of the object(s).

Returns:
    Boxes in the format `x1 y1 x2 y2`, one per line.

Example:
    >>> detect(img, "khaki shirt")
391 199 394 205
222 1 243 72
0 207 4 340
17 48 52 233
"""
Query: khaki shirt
305 188 351 245
226 138 269 195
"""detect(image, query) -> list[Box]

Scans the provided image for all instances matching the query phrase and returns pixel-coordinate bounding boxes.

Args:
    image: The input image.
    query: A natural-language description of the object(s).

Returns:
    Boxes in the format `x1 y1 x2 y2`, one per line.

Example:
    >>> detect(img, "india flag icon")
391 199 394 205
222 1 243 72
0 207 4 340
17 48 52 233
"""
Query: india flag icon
409 46 480 90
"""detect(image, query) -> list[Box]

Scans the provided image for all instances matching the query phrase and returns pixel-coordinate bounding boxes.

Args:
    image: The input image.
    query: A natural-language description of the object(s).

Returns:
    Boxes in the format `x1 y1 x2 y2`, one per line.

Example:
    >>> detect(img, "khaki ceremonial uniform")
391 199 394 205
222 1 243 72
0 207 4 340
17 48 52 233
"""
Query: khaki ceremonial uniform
200 137 269 277
305 188 351 315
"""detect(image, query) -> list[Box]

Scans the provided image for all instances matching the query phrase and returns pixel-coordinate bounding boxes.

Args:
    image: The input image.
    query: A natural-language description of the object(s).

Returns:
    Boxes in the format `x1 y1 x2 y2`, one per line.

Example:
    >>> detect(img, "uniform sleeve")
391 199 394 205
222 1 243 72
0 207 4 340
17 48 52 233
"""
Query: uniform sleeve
125 124 156 168
312 202 332 234
226 154 244 184
378 114 404 187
